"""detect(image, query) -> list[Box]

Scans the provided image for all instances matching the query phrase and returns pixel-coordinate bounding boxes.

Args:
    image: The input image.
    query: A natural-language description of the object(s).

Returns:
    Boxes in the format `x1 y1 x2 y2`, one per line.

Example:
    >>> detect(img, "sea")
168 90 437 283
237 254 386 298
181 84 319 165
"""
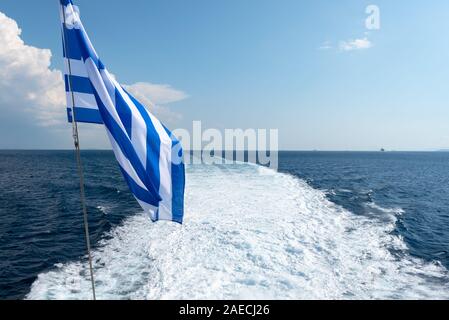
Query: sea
0 150 448 300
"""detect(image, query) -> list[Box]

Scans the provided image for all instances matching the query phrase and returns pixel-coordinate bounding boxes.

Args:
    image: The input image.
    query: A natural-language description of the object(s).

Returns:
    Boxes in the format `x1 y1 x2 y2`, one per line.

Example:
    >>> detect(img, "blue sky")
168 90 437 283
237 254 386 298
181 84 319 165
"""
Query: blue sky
0 0 449 150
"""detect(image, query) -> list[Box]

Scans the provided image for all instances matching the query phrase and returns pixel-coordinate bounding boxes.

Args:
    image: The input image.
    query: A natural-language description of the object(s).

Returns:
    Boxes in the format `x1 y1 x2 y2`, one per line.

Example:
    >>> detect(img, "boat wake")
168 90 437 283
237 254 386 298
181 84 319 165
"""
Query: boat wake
27 162 449 299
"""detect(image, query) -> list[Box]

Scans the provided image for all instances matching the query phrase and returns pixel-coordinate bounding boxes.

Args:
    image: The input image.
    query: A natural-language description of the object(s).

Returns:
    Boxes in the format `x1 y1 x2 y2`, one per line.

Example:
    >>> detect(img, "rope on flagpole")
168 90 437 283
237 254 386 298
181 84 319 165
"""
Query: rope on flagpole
61 2 97 300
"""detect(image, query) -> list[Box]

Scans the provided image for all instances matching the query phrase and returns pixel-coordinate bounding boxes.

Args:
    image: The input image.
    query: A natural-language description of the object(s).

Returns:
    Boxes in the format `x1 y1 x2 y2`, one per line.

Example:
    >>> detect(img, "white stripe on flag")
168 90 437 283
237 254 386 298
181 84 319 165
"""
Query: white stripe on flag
64 58 88 77
66 92 98 109
100 68 116 107
157 141 173 221
136 199 158 221
63 4 82 30
142 110 173 221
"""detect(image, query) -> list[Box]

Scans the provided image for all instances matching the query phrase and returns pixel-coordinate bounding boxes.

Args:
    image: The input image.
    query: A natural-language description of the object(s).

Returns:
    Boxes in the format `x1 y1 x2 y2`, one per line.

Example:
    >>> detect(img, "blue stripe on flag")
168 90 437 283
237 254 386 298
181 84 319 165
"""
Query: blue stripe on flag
67 107 103 124
62 28 83 60
77 29 99 67
65 75 94 94
164 126 186 224
62 26 99 66
171 155 185 223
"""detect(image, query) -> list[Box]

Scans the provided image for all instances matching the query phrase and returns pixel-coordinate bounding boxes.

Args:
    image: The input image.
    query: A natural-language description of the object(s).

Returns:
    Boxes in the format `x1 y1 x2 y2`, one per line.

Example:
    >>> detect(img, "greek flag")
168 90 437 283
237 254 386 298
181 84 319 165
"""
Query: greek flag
60 0 185 223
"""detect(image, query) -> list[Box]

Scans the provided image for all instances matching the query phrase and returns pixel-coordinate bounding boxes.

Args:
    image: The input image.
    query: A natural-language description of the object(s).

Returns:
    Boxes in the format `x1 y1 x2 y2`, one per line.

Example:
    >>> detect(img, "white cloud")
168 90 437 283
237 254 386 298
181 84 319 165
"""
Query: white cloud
124 82 188 105
0 11 187 129
123 82 188 124
339 37 372 51
0 11 65 126
318 41 333 50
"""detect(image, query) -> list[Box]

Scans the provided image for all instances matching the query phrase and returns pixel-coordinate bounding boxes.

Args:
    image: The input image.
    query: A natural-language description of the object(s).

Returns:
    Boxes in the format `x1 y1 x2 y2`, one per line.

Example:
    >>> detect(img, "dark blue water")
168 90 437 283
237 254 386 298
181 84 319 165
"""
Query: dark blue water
0 150 138 300
1 151 449 299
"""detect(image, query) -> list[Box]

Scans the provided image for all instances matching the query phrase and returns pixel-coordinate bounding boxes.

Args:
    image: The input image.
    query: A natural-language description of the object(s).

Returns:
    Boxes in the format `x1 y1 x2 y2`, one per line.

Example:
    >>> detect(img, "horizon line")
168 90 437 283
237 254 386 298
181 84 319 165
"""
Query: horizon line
0 149 448 153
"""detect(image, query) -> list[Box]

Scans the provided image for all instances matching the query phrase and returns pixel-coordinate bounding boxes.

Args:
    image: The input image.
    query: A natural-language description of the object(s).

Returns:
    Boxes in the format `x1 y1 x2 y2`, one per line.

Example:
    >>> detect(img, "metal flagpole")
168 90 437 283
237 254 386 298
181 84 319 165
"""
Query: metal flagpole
61 3 97 300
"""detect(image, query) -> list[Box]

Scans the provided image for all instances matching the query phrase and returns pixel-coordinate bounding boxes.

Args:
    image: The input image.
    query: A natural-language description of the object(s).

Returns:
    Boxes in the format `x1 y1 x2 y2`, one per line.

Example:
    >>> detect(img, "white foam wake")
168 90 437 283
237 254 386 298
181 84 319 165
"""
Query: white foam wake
27 163 449 300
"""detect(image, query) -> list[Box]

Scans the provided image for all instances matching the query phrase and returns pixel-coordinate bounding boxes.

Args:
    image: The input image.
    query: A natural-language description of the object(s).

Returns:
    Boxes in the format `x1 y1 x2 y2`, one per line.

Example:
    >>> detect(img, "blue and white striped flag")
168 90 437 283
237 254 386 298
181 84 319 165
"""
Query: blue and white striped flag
60 0 185 223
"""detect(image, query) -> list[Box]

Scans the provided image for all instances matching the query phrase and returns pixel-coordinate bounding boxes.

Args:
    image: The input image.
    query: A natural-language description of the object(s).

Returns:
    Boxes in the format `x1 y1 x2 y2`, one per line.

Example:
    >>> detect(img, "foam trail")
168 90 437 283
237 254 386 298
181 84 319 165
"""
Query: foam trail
27 163 449 300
